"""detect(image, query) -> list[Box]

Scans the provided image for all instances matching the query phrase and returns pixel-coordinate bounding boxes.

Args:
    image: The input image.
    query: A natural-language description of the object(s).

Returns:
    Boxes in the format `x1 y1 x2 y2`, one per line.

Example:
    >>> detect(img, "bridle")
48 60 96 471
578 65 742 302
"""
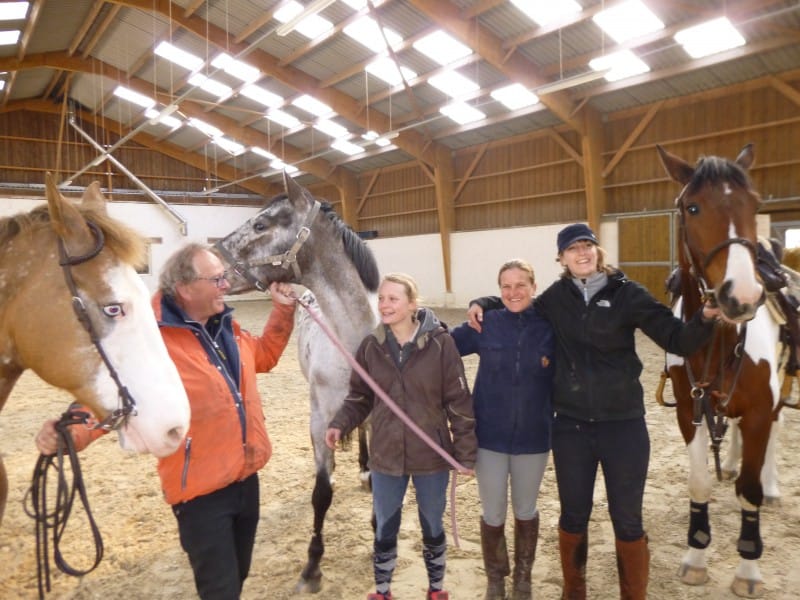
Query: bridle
214 199 320 290
57 220 137 430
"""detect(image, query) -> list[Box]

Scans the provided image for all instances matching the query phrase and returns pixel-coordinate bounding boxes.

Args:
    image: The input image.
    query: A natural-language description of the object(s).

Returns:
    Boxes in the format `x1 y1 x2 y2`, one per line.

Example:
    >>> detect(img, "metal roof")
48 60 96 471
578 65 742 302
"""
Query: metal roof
0 0 798 193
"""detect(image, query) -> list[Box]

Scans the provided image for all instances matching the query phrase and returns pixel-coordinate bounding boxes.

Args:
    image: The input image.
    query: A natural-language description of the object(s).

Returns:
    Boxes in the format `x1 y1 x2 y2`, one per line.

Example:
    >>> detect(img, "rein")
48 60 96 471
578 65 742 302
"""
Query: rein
214 200 321 290
57 220 137 431
24 410 105 599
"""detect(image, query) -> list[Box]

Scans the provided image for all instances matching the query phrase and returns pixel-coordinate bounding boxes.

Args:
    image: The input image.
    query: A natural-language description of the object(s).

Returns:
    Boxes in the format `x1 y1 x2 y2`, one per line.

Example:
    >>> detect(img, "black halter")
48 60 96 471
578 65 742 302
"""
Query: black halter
57 220 137 430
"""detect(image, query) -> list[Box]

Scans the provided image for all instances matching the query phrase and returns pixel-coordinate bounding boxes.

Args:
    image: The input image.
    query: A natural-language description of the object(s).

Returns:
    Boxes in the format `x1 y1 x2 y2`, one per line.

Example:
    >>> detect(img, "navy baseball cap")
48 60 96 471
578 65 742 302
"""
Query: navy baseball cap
557 223 598 254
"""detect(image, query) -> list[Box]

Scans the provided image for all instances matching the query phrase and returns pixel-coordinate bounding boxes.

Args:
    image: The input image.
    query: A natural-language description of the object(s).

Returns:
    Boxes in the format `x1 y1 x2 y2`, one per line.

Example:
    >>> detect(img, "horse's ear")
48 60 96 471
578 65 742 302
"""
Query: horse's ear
656 144 695 186
283 170 312 208
80 181 109 214
735 143 755 171
45 172 94 251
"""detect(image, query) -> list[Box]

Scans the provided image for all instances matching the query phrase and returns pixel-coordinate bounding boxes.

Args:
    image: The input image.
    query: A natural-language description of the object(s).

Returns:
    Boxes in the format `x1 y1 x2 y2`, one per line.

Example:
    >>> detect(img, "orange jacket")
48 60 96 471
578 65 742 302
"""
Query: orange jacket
71 294 295 505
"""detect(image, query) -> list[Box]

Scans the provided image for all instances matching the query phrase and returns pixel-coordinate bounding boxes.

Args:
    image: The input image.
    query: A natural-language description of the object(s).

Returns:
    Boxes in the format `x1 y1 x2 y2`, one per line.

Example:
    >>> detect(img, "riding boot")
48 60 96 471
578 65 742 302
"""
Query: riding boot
559 527 588 600
480 518 510 600
615 535 649 600
510 515 539 600
422 532 447 595
372 540 397 597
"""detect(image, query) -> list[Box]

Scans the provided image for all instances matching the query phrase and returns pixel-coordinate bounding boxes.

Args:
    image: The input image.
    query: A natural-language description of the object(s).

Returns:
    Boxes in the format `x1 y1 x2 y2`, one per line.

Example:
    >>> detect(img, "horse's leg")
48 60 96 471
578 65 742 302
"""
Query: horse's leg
760 412 782 505
296 389 337 593
0 458 6 526
729 413 770 599
357 423 371 491
721 418 742 480
0 369 21 526
679 424 714 586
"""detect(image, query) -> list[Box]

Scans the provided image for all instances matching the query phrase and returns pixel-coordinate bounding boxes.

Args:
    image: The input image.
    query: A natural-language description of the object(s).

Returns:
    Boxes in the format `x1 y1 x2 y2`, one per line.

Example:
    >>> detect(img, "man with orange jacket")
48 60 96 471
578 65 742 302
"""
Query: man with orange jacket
36 243 295 599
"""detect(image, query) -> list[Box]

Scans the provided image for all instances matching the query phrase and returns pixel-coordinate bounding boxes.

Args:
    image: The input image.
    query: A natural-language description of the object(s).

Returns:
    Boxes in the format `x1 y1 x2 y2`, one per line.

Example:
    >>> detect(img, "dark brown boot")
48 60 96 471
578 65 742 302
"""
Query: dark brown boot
615 535 649 600
510 516 539 600
559 528 587 600
480 518 510 600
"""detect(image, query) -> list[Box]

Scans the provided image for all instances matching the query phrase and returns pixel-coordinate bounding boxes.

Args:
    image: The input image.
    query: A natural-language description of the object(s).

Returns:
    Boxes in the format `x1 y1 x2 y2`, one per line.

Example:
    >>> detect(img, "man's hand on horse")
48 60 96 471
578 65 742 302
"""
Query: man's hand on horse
467 304 483 332
35 419 61 455
269 282 296 305
324 427 342 450
701 300 722 323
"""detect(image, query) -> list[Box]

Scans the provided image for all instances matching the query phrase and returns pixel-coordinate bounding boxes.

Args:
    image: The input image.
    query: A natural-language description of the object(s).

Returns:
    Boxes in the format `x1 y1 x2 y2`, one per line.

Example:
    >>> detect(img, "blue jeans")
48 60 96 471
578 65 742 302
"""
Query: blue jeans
371 470 450 545
552 415 649 541
172 474 260 599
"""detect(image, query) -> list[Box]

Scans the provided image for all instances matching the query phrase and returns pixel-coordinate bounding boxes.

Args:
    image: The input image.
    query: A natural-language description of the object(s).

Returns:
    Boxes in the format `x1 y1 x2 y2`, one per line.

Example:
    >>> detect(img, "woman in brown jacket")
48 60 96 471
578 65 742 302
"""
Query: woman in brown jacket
325 273 477 600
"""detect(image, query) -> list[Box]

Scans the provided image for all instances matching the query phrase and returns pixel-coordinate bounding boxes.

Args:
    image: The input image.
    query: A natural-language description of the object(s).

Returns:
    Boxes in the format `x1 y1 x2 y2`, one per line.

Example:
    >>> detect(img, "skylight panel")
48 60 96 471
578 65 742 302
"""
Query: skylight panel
344 17 403 53
314 118 349 138
188 74 233 99
593 0 664 44
491 83 539 110
240 84 284 108
365 58 417 86
251 147 277 160
292 94 333 117
213 137 245 156
510 0 581 26
0 2 28 20
269 158 299 174
341 0 366 9
674 17 746 59
266 109 301 129
155 41 204 72
0 80 5 92
187 117 223 138
439 102 485 125
589 50 650 82
144 108 182 129
274 1 333 39
413 31 472 66
113 85 156 109
428 71 480 97
211 53 261 83
331 139 365 156
0 30 20 45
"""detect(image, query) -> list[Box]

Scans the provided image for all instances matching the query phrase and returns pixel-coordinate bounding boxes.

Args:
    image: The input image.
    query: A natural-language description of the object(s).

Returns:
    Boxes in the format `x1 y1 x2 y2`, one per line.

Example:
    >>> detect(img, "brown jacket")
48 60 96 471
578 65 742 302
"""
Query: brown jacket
329 308 477 476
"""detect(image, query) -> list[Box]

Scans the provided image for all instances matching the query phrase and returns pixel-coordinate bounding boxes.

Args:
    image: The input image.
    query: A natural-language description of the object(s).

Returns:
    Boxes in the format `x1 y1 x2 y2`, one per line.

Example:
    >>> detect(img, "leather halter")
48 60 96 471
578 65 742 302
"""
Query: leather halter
214 199 321 291
57 220 137 431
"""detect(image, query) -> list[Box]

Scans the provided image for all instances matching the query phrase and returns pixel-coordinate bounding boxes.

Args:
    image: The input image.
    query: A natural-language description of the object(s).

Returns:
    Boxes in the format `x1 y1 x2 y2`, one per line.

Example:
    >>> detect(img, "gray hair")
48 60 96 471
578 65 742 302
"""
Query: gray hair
158 242 211 296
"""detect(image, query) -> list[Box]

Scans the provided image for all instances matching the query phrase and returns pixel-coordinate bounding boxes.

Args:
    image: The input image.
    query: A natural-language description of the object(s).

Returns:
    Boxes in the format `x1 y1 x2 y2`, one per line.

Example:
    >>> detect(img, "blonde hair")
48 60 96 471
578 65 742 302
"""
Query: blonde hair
558 245 615 278
497 258 535 287
381 272 421 304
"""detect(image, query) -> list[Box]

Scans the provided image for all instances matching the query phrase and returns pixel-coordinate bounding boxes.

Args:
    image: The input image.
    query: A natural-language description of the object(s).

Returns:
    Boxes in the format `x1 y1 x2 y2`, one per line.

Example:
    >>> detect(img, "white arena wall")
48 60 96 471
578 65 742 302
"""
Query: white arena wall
0 195 622 307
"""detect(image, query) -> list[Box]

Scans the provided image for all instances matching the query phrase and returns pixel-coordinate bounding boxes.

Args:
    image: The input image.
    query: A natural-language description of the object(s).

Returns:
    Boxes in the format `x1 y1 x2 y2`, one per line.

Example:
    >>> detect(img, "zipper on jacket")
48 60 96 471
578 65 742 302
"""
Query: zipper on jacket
181 436 192 490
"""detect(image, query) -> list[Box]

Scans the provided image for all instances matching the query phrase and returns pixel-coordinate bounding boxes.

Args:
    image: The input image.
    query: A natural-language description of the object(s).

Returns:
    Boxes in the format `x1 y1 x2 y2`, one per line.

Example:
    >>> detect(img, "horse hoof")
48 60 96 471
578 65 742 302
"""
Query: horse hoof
295 577 322 594
678 563 709 585
763 495 781 507
731 576 764 598
721 469 738 481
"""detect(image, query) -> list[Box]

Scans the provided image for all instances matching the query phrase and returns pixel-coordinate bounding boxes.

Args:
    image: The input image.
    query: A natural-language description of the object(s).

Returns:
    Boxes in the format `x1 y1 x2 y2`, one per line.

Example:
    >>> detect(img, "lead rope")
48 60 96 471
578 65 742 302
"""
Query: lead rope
289 291 469 548
24 410 105 599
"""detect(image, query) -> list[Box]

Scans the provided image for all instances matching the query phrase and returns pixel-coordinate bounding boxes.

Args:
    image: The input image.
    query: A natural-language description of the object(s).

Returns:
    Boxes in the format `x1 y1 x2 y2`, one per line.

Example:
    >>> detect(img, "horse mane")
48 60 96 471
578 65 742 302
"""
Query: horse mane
318 202 380 292
0 203 146 267
686 155 755 198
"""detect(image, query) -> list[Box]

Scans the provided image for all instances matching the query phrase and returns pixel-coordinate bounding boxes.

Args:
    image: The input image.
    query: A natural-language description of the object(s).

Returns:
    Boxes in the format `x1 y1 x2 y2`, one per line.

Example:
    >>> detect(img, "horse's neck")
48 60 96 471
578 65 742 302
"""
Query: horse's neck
301 262 378 348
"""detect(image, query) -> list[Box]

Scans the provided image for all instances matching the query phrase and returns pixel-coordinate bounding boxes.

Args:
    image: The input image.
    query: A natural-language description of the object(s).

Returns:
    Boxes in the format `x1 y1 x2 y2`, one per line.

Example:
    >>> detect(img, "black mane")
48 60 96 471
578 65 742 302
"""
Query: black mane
686 155 752 197
319 202 380 292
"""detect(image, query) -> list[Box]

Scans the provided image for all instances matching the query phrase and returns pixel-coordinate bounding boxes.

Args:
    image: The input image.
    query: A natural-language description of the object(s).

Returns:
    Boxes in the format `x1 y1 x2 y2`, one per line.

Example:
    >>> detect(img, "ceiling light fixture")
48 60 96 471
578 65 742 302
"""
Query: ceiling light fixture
276 0 337 36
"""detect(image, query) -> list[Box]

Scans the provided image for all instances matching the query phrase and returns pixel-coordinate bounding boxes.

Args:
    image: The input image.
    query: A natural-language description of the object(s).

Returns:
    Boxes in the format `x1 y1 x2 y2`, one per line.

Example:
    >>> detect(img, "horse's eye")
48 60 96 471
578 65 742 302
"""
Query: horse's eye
102 304 125 318
253 222 266 233
686 204 700 215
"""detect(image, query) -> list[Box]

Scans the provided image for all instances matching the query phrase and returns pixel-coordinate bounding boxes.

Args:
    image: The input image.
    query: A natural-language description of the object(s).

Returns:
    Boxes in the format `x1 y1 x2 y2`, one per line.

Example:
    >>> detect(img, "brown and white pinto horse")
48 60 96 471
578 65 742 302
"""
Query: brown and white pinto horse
0 175 191 525
658 144 782 598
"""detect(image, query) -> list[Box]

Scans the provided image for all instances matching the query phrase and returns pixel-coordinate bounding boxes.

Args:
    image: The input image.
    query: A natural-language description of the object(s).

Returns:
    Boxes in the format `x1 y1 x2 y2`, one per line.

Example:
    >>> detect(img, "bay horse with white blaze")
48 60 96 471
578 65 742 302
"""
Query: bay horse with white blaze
658 144 784 598
0 175 191 525
215 173 379 593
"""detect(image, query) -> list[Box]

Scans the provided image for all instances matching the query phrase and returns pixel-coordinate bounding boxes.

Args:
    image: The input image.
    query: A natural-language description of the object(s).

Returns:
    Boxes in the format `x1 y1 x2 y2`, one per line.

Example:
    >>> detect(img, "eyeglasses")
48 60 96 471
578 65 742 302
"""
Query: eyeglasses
195 271 229 288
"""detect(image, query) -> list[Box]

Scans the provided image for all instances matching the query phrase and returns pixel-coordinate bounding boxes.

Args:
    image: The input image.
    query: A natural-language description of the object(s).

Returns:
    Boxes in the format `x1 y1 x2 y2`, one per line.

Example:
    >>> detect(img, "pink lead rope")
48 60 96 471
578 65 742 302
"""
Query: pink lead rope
292 292 468 548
